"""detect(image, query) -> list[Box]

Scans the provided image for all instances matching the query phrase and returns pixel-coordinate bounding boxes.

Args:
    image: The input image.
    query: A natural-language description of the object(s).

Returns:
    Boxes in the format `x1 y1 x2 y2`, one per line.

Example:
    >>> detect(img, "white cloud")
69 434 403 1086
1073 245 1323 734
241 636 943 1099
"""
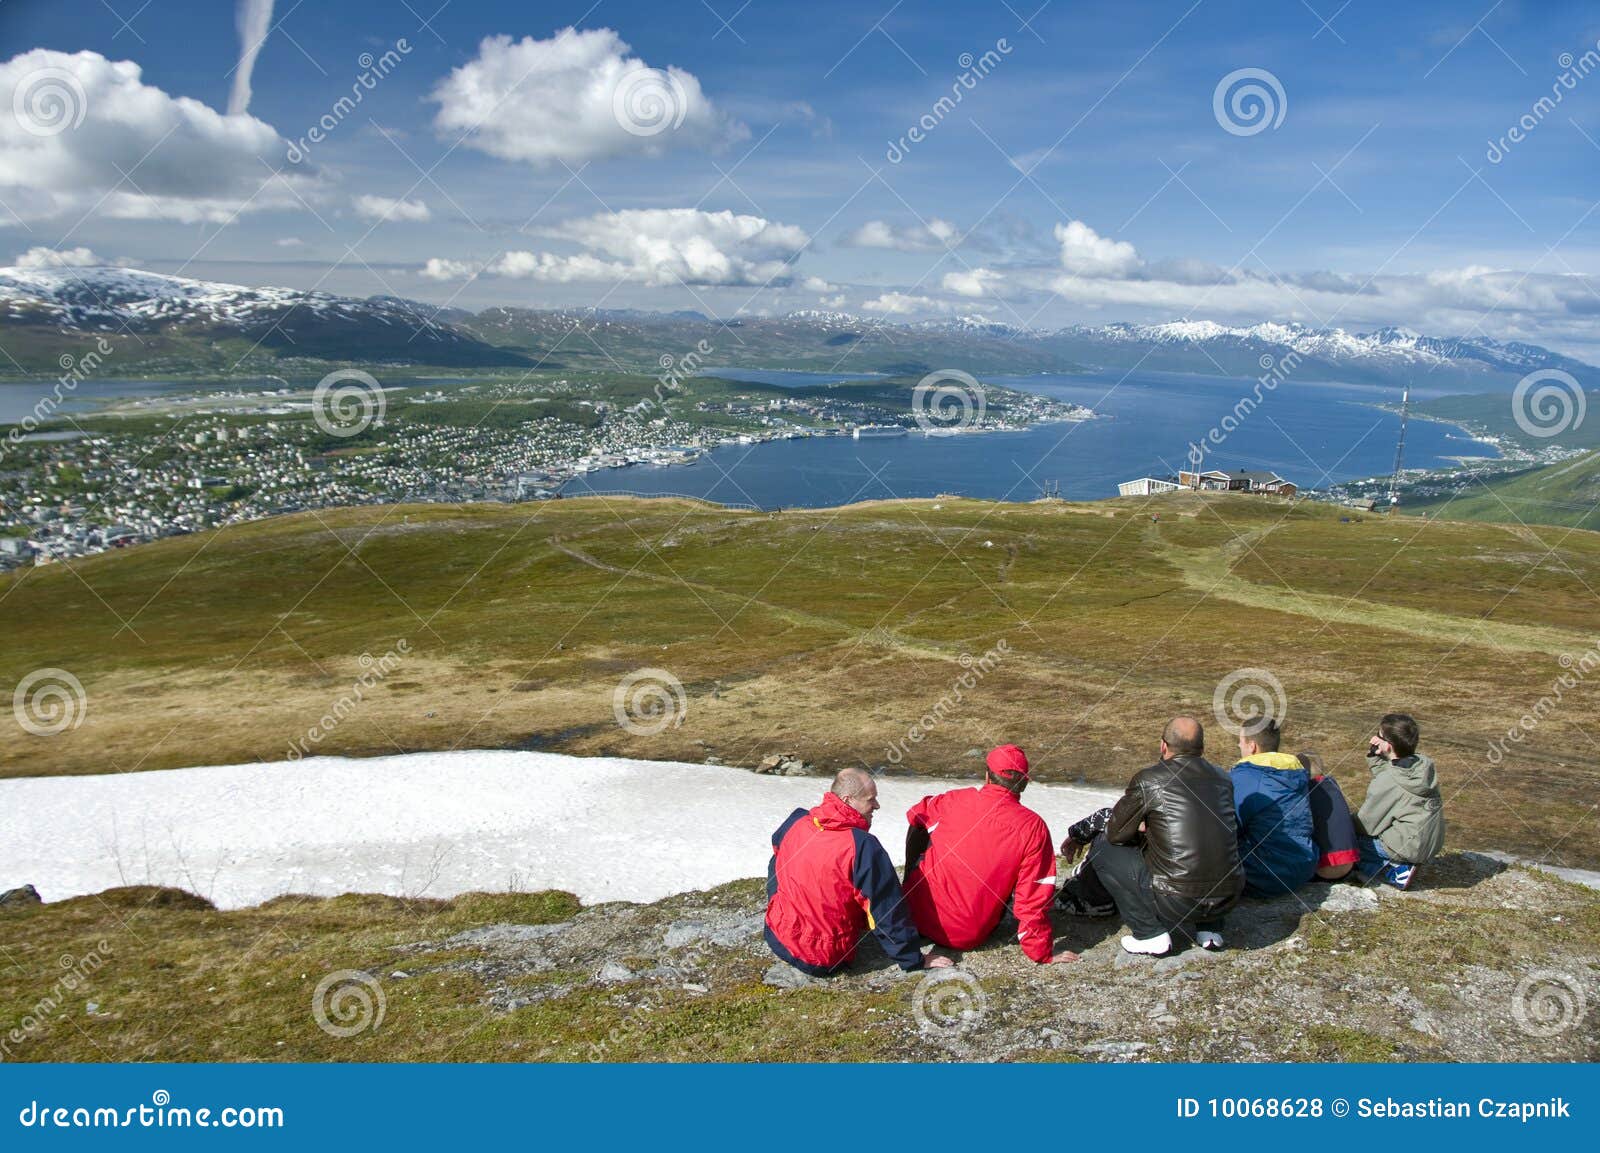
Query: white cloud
0 49 310 224
863 291 946 314
1055 220 1143 279
942 267 1001 298
228 0 275 116
430 28 739 166
801 275 837 293
419 257 479 282
274 236 305 247
422 209 809 287
11 245 102 269
842 218 959 251
353 194 431 223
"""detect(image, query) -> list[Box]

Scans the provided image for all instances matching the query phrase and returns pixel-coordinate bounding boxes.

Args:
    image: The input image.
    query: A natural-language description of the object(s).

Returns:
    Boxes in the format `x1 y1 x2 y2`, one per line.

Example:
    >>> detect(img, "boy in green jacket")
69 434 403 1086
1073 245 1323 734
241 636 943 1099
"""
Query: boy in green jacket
1355 713 1445 889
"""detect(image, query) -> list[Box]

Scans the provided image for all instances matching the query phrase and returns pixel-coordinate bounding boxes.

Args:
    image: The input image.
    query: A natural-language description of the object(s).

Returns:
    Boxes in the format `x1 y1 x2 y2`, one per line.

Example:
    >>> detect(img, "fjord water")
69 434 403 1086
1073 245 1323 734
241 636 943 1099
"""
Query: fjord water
562 371 1498 507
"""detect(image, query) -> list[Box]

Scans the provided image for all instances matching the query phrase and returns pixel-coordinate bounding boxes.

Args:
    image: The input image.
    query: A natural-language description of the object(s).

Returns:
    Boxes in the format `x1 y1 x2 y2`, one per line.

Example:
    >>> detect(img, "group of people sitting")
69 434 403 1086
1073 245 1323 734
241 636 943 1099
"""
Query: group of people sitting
764 711 1446 974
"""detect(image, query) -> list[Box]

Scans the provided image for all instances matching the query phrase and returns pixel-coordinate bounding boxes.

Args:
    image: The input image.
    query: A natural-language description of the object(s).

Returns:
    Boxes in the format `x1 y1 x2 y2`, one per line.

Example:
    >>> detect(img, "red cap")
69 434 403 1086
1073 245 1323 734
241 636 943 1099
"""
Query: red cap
986 744 1030 778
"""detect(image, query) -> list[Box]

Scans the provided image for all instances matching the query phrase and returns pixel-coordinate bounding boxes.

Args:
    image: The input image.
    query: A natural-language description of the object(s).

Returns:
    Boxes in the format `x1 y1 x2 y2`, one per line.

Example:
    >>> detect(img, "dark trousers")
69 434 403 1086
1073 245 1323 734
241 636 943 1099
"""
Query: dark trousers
1078 836 1226 941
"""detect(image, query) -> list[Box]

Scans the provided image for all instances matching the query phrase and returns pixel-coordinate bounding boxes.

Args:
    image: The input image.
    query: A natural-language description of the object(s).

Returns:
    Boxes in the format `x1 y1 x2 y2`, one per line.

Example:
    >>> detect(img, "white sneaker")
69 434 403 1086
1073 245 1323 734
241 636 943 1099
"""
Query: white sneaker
1120 932 1172 956
1195 930 1223 951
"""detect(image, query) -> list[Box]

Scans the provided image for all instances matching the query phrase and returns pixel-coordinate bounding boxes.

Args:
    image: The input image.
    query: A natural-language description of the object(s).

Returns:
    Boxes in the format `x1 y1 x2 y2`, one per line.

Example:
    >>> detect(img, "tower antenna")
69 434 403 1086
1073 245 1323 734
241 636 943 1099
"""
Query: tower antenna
1387 383 1410 509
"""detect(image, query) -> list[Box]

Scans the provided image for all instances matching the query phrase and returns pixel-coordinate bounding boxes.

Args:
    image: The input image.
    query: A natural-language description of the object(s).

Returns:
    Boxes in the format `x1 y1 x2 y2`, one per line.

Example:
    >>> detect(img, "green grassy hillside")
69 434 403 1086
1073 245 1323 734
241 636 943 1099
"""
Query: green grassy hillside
1406 451 1600 531
3 491 1599 869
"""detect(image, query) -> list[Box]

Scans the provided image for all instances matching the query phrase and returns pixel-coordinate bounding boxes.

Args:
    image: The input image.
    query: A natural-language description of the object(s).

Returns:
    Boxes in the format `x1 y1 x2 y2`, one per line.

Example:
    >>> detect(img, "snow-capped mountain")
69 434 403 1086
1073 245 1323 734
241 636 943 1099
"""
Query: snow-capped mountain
0 264 531 369
0 264 1587 386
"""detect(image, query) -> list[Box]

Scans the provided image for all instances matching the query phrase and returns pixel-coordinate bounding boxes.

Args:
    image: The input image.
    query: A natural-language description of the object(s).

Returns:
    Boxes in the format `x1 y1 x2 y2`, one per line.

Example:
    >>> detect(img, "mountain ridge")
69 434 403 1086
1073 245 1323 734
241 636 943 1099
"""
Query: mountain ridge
0 264 1591 388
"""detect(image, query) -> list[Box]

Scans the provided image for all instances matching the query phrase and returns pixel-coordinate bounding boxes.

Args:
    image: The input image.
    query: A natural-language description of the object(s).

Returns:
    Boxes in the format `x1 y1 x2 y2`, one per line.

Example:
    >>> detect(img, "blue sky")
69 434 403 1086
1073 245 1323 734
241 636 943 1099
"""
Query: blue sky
2 0 1598 354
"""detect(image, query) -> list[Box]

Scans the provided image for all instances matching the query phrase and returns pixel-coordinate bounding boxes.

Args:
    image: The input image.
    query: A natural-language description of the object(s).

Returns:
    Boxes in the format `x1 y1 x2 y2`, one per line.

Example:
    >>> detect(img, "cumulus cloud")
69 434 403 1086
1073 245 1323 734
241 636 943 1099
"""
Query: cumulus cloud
842 218 959 251
863 291 947 314
942 267 1002 298
0 49 309 224
1055 220 1143 279
421 209 810 287
430 28 740 165
353 194 431 222
11 245 102 269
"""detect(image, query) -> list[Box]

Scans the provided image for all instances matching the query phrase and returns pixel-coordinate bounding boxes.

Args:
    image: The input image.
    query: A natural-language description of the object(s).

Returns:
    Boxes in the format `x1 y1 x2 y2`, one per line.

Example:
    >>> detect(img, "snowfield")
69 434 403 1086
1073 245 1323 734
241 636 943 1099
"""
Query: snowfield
0 751 1121 910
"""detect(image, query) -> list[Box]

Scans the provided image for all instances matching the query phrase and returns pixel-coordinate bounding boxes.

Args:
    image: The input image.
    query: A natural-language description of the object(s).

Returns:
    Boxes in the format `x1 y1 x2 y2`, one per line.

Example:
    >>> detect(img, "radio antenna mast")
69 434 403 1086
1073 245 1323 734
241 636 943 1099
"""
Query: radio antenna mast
1387 384 1410 509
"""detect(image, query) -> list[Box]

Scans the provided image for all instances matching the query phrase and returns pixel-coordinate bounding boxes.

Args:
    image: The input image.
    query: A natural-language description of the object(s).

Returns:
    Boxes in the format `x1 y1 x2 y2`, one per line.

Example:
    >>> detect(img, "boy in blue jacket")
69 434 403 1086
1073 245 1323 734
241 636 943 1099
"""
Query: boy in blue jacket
1229 715 1317 898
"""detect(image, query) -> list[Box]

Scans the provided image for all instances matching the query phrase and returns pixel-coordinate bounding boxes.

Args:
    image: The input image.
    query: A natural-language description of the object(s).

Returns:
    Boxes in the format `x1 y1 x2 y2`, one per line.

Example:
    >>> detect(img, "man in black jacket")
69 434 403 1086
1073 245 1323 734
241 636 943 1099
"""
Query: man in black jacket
1056 716 1244 956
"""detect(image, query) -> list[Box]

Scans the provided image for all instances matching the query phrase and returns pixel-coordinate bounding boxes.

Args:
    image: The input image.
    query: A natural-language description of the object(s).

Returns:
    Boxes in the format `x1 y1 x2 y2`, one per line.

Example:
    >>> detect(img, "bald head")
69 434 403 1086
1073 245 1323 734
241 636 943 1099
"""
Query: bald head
1162 715 1204 757
830 767 880 821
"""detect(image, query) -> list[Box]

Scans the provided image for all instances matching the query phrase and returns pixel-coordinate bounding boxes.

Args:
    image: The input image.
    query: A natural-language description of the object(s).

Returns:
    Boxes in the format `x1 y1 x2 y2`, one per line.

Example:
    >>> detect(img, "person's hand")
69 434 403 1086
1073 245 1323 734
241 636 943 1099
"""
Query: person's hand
1047 950 1081 964
922 954 955 969
1370 735 1394 759
1138 820 1147 834
1059 835 1082 858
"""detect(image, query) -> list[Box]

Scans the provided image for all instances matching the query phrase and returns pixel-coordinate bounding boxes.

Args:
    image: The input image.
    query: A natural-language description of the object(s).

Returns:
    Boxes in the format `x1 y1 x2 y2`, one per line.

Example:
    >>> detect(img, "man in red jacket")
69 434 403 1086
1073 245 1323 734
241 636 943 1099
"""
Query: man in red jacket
902 746 1076 964
765 768 952 976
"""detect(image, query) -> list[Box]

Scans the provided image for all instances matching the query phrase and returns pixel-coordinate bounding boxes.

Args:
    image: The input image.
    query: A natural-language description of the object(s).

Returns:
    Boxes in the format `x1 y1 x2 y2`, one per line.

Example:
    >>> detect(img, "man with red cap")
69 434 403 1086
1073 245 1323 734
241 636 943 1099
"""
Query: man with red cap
902 745 1076 964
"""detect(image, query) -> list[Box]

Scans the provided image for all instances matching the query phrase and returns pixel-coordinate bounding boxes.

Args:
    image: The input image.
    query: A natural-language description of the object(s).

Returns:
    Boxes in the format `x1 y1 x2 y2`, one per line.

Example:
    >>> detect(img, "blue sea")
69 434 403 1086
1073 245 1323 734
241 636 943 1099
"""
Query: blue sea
560 370 1499 507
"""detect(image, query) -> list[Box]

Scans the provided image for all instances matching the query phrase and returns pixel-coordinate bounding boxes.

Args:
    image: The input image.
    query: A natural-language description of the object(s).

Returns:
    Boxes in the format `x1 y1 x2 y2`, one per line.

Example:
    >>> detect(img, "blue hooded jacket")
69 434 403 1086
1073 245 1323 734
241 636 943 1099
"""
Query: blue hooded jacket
1230 752 1317 895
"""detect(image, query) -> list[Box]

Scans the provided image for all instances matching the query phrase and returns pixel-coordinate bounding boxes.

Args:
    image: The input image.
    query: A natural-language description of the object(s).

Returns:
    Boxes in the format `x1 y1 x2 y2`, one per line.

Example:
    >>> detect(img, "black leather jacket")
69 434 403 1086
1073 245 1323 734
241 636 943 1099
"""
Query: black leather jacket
1106 754 1244 904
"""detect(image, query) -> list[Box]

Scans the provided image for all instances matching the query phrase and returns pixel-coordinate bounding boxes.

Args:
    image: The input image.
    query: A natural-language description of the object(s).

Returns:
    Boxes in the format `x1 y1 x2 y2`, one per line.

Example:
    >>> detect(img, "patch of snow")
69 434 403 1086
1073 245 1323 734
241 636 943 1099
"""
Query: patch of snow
0 751 1119 910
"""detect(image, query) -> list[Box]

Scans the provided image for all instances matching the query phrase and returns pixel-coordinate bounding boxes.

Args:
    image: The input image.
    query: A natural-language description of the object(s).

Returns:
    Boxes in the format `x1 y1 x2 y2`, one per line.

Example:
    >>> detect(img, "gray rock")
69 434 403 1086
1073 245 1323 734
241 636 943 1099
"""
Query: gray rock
763 961 822 989
1081 1040 1149 1057
0 884 42 908
1317 884 1381 913
663 913 763 949
596 961 636 984
445 922 571 948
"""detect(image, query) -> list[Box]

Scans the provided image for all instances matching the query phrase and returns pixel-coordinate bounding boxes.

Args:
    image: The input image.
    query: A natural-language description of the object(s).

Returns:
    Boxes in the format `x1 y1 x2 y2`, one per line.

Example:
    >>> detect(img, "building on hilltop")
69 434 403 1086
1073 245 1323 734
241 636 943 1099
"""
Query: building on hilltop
1117 476 1182 497
1176 468 1297 497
